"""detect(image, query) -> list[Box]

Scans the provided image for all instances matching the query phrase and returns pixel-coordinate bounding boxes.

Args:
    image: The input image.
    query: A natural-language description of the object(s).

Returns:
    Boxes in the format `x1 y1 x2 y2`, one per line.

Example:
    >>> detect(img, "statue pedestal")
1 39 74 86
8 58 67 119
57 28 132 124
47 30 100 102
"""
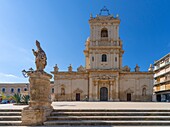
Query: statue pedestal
21 71 53 126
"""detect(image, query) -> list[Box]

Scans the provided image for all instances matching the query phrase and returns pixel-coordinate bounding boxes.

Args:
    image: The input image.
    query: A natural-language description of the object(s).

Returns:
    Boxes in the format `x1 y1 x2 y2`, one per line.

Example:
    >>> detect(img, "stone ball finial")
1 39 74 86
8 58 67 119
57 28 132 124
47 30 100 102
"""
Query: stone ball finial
116 14 119 18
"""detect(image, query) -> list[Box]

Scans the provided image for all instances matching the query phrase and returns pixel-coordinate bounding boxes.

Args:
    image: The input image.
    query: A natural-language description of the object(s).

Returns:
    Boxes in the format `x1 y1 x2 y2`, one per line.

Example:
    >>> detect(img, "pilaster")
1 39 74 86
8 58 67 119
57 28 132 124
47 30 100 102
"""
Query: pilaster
115 77 119 101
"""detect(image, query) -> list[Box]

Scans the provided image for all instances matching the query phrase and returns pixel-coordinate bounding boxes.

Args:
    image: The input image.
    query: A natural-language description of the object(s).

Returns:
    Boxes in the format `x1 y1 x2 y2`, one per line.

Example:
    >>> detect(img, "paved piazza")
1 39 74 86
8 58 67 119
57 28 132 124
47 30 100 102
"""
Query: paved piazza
0 102 170 110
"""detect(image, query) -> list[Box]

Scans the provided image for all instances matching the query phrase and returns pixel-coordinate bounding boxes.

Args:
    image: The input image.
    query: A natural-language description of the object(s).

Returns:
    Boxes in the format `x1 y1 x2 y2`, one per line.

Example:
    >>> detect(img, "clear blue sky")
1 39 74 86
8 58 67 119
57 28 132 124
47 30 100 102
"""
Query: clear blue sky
0 0 170 83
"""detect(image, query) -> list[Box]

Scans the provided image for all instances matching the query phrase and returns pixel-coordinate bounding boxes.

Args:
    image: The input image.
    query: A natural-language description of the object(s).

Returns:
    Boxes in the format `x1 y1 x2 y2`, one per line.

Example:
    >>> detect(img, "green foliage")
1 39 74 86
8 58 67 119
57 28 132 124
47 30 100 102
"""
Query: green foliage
22 95 30 105
0 92 7 100
13 93 21 104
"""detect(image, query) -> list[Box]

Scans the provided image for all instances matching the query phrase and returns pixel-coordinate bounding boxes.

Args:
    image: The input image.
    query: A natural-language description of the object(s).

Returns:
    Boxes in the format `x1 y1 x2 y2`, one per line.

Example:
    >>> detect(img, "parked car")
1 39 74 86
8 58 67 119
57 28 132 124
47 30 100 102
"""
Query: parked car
1 100 10 104
10 100 16 103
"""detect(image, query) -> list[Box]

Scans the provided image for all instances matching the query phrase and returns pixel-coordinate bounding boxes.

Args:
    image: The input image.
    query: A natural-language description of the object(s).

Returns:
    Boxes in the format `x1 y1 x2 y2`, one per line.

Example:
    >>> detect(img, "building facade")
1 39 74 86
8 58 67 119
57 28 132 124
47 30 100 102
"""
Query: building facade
52 10 154 102
0 83 29 97
153 53 170 102
0 82 55 100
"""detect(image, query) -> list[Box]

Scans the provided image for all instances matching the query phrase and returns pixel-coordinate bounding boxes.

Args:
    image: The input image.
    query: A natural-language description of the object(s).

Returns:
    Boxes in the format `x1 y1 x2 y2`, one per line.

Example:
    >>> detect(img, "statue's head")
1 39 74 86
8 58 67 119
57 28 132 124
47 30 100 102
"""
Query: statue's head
36 40 41 49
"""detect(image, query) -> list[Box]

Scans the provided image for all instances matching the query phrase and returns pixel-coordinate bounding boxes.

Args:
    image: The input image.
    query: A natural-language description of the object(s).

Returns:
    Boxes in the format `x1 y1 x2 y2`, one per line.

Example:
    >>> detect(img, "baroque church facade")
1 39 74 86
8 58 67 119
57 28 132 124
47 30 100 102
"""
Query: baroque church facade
51 9 154 102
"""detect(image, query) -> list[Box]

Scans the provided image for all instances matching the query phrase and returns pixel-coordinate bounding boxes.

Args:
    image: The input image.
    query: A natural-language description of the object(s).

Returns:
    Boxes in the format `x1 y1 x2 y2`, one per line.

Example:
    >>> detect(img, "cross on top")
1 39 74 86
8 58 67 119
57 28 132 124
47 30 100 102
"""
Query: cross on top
99 6 110 15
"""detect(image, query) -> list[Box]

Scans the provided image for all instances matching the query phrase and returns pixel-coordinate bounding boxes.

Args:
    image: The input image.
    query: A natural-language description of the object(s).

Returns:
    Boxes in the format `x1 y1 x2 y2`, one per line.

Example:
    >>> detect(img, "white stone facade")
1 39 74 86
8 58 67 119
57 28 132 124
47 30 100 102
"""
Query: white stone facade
52 13 154 102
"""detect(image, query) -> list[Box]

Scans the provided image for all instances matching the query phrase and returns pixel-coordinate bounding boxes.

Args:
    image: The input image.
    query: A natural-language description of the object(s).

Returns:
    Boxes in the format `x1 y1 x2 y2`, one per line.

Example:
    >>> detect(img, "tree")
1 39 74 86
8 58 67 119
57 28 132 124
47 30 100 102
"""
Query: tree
12 93 21 104
22 95 30 105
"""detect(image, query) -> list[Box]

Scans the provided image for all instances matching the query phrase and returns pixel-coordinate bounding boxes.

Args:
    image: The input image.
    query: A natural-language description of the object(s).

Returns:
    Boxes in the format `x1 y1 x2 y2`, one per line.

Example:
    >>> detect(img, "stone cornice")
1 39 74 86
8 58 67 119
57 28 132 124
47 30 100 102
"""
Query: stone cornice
88 69 120 74
89 46 121 50
120 71 154 75
89 17 120 24
52 71 89 80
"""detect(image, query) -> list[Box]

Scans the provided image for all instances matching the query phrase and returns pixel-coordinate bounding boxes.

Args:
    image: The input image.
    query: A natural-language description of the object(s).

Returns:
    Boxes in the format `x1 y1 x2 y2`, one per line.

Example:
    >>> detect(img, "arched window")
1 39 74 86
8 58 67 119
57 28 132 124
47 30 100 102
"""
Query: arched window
17 88 21 93
24 88 27 91
92 56 94 62
2 88 5 93
101 28 108 37
115 57 117 62
11 88 14 93
52 88 54 93
61 88 65 95
102 54 107 62
142 88 146 96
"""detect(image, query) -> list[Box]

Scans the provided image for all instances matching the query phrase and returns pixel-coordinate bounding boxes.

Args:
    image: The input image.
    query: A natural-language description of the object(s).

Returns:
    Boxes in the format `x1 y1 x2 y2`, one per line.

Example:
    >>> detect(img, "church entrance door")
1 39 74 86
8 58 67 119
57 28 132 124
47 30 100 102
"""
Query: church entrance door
76 93 80 101
127 93 131 101
100 87 108 101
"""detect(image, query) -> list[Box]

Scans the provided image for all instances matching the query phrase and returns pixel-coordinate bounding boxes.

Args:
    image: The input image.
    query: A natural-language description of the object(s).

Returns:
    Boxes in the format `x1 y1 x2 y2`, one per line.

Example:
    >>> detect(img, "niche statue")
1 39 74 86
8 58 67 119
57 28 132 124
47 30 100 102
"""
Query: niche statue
32 40 47 71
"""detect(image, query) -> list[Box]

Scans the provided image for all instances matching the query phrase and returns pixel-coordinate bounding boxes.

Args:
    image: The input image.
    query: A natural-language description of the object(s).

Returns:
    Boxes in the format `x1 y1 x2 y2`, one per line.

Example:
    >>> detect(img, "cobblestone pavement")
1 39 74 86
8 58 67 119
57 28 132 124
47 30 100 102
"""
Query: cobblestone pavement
0 102 170 110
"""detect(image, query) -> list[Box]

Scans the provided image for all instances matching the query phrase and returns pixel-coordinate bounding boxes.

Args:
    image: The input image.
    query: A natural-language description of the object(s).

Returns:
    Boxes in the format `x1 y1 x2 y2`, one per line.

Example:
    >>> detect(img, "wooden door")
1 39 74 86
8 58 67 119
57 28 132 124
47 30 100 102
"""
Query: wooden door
76 93 80 101
100 87 108 101
127 93 131 101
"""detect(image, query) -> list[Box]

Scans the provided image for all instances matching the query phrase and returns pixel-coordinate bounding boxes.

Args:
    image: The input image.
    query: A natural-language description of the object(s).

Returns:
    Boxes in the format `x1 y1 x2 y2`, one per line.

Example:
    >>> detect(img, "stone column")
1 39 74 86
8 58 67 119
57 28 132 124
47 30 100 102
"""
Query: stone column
109 81 113 101
115 77 119 101
22 71 53 126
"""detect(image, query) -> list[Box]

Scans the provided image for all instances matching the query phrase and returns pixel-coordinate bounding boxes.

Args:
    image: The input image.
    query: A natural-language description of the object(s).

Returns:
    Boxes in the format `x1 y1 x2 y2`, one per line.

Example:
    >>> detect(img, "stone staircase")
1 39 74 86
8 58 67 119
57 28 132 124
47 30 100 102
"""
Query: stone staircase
44 109 170 126
0 109 22 126
1 108 170 126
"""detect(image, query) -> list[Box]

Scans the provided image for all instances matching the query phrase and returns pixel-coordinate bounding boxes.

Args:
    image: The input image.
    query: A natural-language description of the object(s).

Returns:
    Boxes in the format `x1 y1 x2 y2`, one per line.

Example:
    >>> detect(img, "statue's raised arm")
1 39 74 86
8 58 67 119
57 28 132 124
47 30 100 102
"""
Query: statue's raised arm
32 40 47 71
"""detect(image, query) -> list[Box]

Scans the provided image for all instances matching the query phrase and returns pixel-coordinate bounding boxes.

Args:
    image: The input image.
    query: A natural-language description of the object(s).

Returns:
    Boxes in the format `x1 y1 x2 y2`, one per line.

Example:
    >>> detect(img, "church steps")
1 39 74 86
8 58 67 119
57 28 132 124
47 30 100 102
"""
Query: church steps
53 109 170 112
0 109 22 126
0 112 21 116
0 116 21 121
0 121 22 126
47 116 170 121
44 109 170 126
0 109 22 112
44 120 170 126
51 112 170 116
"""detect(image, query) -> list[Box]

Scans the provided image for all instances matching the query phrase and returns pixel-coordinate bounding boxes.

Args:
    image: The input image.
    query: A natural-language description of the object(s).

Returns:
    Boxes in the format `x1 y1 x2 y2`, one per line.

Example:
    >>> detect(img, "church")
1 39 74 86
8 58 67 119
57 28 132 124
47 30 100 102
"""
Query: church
51 8 154 102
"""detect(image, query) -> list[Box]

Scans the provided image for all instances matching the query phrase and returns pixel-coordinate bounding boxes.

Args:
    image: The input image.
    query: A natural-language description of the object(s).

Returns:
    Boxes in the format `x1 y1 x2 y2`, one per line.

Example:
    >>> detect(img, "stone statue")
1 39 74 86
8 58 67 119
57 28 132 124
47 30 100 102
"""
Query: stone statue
32 40 47 71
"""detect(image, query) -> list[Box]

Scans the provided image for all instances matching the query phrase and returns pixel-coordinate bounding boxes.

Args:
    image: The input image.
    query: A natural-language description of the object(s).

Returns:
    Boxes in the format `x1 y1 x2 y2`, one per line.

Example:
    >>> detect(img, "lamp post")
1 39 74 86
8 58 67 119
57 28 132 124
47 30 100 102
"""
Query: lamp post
22 68 34 78
22 68 34 96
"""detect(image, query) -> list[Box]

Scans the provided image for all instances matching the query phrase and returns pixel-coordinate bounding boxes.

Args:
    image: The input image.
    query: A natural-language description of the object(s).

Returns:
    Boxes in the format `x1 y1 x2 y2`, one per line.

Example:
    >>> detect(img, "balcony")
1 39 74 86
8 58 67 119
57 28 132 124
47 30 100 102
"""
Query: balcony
154 68 170 78
101 37 108 41
154 78 170 85
154 62 170 71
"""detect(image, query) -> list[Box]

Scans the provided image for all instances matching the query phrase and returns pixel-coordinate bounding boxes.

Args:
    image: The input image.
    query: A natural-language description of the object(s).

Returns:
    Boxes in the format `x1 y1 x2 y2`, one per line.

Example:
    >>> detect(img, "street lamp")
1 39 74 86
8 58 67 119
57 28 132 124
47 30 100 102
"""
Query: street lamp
22 68 34 78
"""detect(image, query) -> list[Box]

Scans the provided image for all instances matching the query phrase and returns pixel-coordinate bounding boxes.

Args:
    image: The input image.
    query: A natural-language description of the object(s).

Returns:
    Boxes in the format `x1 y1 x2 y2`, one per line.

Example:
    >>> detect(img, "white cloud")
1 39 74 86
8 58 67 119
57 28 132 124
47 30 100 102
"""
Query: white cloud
0 73 18 78
0 73 27 83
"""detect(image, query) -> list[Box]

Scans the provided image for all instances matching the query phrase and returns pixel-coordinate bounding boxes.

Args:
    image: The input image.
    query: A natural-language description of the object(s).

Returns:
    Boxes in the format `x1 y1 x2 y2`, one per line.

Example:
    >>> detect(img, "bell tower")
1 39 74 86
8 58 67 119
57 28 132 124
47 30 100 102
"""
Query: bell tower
84 7 124 70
